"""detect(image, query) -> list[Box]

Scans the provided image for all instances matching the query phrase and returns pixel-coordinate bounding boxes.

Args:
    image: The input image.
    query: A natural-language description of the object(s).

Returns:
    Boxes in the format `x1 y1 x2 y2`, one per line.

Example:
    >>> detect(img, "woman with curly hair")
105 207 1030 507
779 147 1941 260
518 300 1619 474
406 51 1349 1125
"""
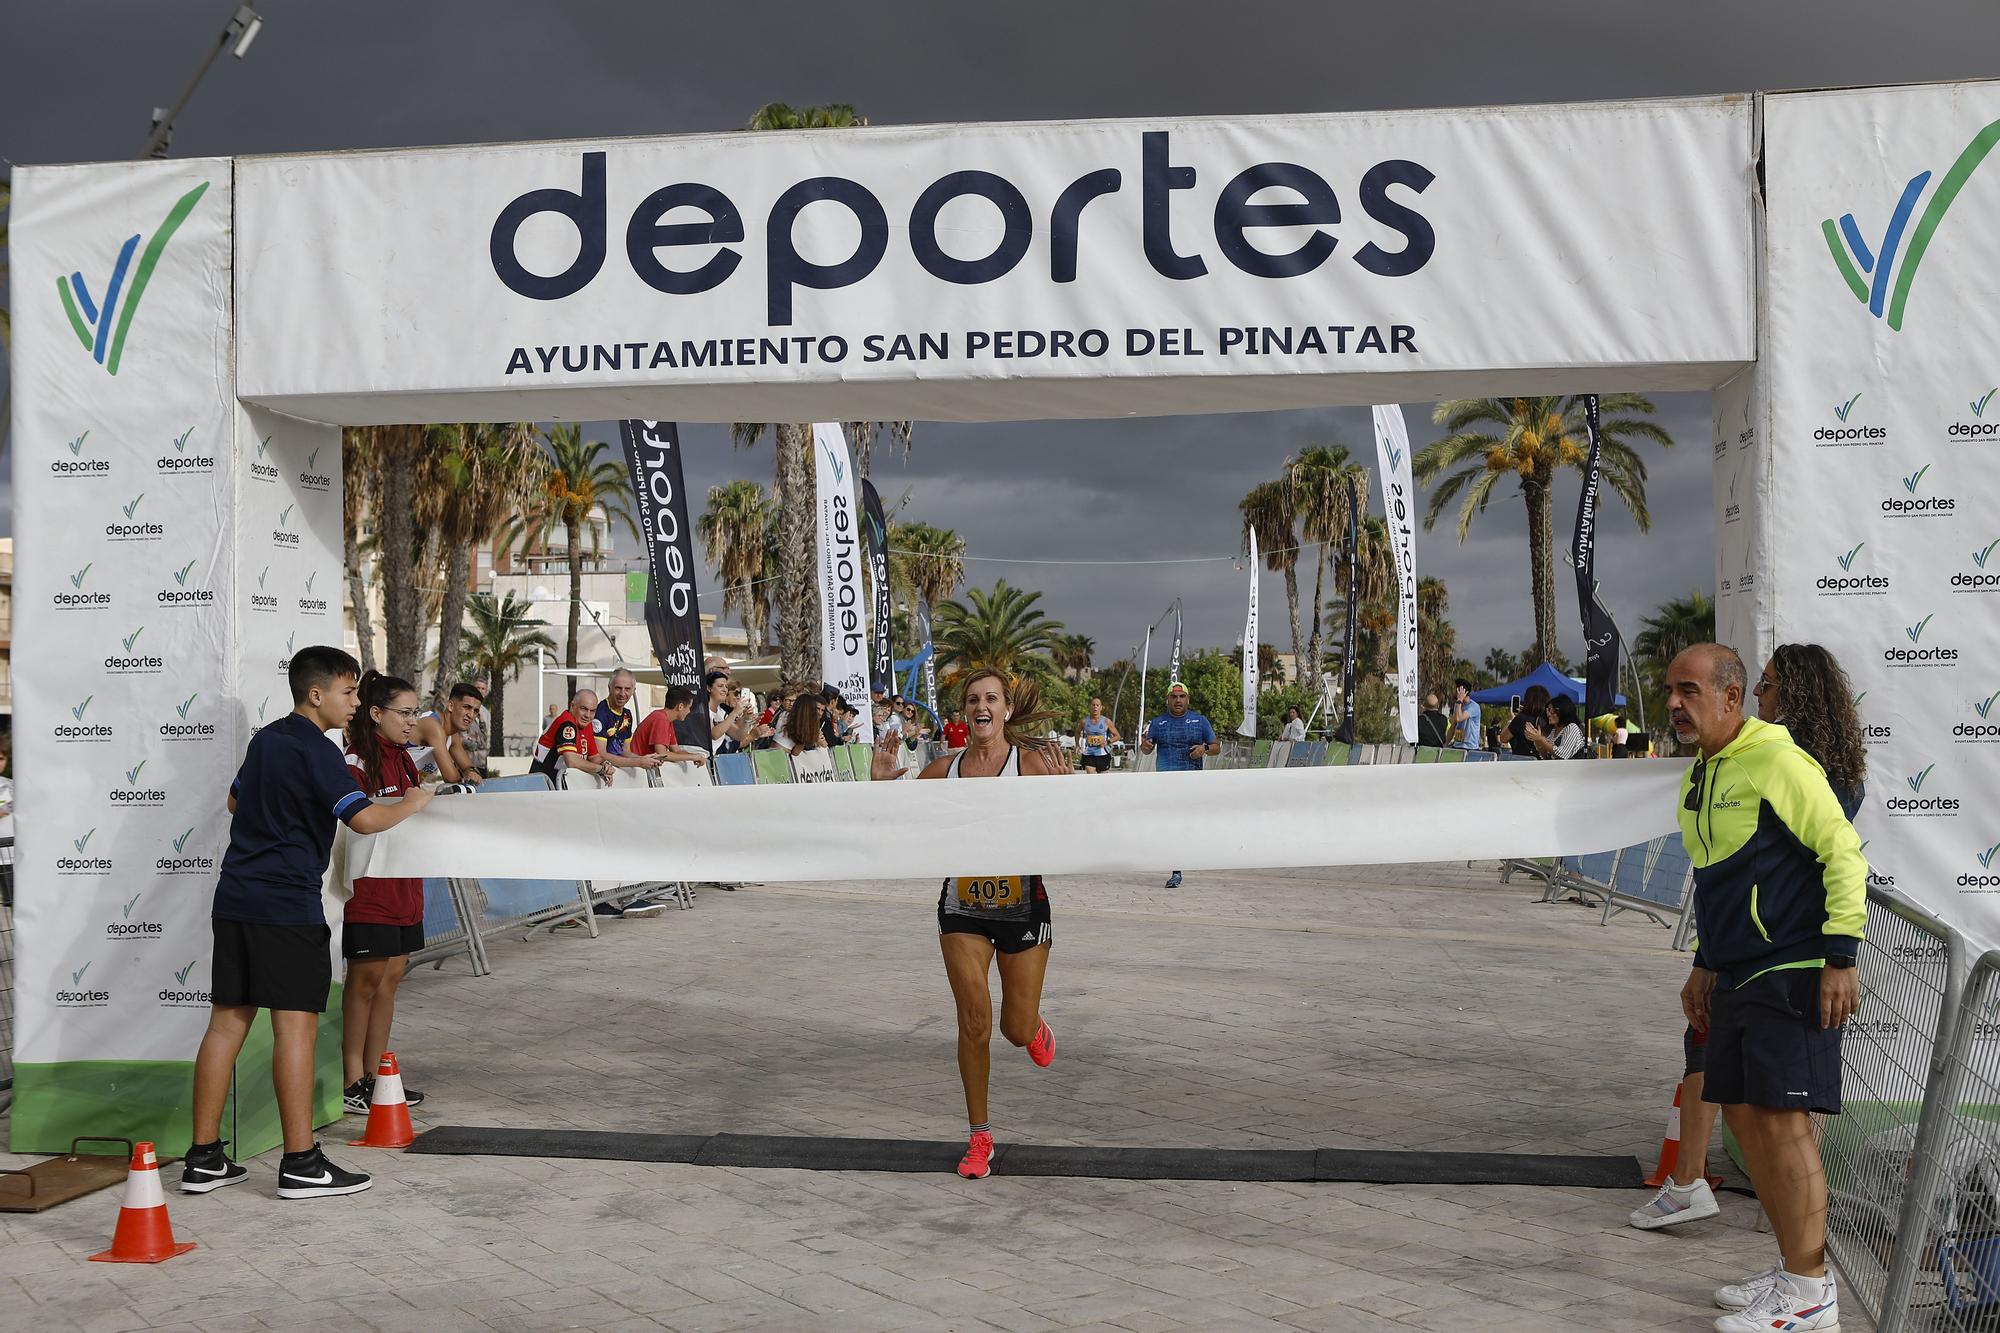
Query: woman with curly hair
1754 644 1868 818
876 666 1066 1179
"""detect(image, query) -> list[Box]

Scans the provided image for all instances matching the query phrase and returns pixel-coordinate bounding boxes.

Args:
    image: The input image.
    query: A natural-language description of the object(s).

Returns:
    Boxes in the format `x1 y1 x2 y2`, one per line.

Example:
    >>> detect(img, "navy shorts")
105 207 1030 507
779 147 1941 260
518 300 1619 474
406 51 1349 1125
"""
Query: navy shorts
1701 968 1843 1114
342 922 424 960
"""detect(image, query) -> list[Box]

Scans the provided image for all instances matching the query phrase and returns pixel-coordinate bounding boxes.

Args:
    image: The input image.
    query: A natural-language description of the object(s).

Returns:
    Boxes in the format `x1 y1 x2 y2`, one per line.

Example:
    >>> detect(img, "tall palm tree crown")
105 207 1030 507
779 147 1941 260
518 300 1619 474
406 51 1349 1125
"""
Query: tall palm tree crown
425 422 544 701
458 592 557 757
1415 395 1672 666
1288 445 1367 682
1239 479 1303 668
934 581 1064 686
699 479 775 654
889 521 967 614
500 424 639 693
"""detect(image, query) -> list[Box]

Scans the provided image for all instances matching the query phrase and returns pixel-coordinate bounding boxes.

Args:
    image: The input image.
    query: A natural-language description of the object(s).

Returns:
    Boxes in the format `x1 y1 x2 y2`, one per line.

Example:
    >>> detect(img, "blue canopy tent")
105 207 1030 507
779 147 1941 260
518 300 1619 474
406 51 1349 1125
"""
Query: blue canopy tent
1469 661 1626 708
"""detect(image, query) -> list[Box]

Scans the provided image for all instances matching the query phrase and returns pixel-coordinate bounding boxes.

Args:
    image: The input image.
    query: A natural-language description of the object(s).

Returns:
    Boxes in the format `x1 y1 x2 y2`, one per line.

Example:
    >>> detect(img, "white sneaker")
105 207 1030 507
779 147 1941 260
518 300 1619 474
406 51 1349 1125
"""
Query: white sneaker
1630 1178 1721 1230
1713 1272 1837 1332
1714 1262 1783 1310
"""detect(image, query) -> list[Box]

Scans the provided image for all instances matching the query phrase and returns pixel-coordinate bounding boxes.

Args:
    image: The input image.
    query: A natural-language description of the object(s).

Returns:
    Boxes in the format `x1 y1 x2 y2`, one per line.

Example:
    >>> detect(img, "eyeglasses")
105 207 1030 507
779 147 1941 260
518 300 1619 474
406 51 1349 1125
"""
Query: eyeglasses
1753 678 1775 695
1684 755 1706 812
383 706 421 719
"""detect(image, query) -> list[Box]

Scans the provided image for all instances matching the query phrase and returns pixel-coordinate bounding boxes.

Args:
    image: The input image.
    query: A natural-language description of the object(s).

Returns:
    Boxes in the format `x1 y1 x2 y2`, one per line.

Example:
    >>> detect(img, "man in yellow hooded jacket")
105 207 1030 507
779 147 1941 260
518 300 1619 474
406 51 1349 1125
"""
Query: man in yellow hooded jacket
1668 644 1865 1333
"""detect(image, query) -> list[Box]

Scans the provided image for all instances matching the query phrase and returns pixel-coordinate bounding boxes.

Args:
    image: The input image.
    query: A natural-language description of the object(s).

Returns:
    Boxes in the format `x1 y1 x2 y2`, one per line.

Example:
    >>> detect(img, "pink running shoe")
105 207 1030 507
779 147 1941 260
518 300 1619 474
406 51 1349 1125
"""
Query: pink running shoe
1027 1019 1055 1068
958 1130 994 1179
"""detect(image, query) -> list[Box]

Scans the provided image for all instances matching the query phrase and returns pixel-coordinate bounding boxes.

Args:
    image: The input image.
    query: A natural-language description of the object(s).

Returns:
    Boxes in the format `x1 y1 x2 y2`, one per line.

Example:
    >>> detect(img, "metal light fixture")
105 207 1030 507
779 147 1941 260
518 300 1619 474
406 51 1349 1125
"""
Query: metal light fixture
142 2 265 159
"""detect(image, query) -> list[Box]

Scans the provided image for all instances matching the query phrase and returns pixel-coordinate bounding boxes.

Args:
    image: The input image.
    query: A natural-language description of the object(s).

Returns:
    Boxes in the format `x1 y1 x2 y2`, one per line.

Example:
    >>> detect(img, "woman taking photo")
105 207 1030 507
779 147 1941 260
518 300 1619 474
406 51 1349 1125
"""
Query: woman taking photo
1497 684 1552 758
340 671 430 1115
877 667 1064 1179
1525 695 1588 759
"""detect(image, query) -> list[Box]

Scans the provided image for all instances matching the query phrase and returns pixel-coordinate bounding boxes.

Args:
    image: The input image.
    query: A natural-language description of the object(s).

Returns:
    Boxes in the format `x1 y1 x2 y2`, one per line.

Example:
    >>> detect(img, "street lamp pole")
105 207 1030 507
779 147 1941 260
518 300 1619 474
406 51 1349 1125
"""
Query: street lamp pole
142 3 264 159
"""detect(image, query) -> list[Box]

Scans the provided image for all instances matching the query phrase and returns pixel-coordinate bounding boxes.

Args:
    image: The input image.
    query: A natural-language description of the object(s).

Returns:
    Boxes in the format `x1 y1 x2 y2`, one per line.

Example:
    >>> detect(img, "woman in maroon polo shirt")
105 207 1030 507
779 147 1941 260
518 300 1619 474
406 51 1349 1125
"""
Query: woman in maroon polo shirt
340 671 431 1116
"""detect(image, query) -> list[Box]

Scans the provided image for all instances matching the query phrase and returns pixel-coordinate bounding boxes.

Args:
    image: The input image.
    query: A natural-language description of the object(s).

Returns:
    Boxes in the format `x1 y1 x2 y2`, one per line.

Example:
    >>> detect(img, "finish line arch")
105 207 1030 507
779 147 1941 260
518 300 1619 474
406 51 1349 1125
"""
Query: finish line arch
8 81 1995 1152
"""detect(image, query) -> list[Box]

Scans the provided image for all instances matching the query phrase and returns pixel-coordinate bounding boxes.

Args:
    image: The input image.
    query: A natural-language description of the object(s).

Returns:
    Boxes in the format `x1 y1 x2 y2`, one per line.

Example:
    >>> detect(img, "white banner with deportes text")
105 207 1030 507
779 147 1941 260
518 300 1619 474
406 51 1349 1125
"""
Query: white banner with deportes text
1748 84 2000 949
814 423 873 738
234 99 1754 426
348 759 1687 885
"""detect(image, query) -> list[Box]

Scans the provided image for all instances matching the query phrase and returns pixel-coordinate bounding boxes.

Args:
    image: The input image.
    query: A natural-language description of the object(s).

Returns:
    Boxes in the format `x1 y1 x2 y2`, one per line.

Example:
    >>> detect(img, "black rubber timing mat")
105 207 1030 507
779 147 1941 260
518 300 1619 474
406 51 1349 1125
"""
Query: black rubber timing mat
408 1125 1641 1188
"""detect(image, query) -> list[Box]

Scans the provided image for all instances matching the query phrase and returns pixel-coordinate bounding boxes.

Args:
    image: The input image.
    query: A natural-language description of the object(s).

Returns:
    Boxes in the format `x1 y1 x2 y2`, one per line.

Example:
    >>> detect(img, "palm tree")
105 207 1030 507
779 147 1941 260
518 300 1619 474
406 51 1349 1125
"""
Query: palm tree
1332 514 1398 673
340 427 380 674
361 423 429 682
934 581 1065 684
1239 479 1302 666
1416 395 1673 664
1635 589 1715 675
1049 632 1096 681
889 520 967 613
1483 646 1519 681
499 424 639 694
699 479 775 654
1417 577 1458 697
458 593 556 759
1288 445 1365 681
426 422 544 701
845 420 914 479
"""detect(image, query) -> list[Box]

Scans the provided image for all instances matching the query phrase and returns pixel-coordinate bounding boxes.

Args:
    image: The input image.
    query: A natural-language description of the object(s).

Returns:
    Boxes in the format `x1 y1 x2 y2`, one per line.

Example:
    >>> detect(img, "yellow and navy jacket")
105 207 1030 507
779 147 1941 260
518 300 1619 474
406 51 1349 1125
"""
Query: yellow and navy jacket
1679 717 1867 990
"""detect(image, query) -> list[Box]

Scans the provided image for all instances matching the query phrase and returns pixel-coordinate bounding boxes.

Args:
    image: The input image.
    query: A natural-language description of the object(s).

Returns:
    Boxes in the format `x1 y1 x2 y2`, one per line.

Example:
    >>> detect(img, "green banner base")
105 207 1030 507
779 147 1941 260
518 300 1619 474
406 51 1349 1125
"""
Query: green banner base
8 988 346 1158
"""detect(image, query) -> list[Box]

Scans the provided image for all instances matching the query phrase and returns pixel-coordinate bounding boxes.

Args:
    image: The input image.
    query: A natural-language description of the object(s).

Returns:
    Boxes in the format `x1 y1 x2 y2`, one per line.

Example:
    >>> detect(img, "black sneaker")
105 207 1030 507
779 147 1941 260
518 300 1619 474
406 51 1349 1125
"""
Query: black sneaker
343 1078 373 1115
276 1143 372 1199
179 1140 248 1194
591 902 625 919
403 1086 426 1108
622 898 669 917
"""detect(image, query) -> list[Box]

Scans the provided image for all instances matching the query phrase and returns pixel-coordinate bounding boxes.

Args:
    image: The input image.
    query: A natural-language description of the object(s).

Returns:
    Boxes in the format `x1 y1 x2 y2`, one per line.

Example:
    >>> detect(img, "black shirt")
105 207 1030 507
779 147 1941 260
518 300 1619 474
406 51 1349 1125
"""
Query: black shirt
215 712 374 925
1416 709 1451 749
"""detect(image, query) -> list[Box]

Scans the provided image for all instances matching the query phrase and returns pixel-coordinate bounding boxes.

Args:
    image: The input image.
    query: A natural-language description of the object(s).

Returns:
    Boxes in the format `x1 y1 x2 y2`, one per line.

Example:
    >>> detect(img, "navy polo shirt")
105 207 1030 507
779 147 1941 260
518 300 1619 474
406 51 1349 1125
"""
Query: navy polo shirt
214 712 374 925
1147 711 1217 771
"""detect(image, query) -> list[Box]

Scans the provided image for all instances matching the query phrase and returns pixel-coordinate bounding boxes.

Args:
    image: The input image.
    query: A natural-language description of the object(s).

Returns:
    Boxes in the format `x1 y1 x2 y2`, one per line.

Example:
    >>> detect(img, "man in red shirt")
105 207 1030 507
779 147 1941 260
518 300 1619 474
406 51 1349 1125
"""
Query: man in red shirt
942 711 970 749
631 686 708 766
532 688 662 783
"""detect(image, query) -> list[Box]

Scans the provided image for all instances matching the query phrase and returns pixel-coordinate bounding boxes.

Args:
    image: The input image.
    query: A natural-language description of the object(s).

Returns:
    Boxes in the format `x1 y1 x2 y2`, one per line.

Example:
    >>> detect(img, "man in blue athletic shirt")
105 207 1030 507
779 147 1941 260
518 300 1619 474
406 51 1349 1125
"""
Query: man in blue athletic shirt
1140 681 1217 888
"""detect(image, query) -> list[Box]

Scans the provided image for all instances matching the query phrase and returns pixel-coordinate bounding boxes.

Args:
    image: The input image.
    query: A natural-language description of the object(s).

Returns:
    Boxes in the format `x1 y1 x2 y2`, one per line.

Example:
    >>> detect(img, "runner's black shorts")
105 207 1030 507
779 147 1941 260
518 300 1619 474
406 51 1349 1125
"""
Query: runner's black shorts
1700 967 1842 1113
938 879 1053 953
211 918 332 1013
1079 753 1110 772
342 922 425 961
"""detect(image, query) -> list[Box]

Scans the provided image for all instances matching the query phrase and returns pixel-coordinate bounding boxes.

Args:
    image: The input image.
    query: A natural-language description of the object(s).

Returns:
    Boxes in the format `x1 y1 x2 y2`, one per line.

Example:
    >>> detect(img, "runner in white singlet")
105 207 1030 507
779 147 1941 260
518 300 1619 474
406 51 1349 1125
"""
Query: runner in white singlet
876 666 1063 1179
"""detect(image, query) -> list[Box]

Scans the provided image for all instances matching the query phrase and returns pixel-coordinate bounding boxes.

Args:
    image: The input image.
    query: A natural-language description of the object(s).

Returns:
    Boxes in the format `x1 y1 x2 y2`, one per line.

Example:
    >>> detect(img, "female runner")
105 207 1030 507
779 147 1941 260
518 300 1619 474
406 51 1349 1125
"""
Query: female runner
878 666 1064 1178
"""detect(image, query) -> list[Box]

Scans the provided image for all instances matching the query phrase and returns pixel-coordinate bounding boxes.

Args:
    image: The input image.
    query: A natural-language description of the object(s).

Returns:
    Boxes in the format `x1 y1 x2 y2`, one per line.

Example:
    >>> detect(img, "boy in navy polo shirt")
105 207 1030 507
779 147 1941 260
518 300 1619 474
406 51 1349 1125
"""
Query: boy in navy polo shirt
179 646 434 1201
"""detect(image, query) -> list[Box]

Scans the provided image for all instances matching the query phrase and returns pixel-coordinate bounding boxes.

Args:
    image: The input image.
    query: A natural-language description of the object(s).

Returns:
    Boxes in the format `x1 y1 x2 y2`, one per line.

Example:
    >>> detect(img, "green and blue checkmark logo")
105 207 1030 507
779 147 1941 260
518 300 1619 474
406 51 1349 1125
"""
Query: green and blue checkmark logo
1975 539 2000 569
1909 763 1936 793
1909 614 1936 643
1838 542 1866 571
122 626 144 652
175 960 197 986
1825 118 2000 331
74 828 95 853
173 828 194 854
1981 842 2000 871
177 692 198 719
67 430 89 456
1976 689 2000 720
173 559 197 586
1834 392 1863 423
171 426 194 453
1974 388 1998 418
126 760 146 785
70 563 93 589
71 962 91 987
71 695 93 721
57 181 210 375
1905 464 1932 493
122 892 142 919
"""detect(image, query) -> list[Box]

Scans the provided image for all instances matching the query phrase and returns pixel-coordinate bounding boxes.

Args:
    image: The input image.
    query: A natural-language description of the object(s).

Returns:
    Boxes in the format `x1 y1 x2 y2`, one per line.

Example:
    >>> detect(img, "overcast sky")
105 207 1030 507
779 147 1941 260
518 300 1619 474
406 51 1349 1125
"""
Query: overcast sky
6 1 1996 663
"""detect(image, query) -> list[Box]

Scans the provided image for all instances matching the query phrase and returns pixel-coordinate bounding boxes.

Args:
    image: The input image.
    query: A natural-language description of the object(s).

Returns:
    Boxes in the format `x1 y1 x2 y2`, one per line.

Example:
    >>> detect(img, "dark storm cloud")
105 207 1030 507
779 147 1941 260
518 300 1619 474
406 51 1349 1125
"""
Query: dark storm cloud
3 2 1991 657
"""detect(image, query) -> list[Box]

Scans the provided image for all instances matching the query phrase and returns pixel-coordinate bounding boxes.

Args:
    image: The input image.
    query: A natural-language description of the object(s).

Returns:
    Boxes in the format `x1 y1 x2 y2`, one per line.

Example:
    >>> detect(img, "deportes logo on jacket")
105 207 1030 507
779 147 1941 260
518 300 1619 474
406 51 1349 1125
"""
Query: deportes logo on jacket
1824 118 2000 331
56 181 210 374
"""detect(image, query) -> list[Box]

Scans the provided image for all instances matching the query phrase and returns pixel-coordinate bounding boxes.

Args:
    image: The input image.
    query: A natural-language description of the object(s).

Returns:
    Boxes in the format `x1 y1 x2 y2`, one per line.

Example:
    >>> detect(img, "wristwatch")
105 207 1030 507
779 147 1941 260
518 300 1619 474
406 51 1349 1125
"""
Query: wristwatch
1826 956 1856 969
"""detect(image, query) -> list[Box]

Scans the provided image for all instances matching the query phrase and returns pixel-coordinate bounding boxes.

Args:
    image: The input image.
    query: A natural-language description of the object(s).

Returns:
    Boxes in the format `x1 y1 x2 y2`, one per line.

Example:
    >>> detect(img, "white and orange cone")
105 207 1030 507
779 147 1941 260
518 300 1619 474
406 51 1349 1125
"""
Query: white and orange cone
90 1142 196 1263
1642 1084 1722 1189
348 1052 416 1149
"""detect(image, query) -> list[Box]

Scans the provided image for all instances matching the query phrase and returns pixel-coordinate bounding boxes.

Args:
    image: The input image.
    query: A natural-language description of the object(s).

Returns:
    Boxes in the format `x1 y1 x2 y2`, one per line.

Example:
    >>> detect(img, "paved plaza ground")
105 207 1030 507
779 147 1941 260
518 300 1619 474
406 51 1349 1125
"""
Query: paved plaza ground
2 862 1856 1332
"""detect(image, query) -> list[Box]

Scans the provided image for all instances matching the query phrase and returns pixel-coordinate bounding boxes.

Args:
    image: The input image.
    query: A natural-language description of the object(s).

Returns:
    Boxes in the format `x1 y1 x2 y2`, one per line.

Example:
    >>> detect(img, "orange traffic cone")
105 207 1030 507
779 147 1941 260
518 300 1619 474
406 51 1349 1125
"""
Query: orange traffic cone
90 1143 196 1263
348 1052 416 1149
1643 1084 1724 1189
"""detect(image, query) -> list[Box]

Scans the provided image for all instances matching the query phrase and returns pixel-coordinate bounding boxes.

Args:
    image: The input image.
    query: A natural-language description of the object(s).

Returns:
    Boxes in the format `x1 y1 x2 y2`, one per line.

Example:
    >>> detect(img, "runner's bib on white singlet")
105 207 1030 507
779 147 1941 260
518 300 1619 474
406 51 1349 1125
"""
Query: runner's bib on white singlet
942 746 1036 920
